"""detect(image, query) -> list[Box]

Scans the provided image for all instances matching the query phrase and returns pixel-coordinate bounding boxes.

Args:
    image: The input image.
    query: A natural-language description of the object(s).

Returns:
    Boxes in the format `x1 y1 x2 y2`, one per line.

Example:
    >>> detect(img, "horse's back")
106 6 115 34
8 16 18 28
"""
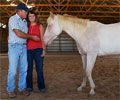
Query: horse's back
97 22 120 55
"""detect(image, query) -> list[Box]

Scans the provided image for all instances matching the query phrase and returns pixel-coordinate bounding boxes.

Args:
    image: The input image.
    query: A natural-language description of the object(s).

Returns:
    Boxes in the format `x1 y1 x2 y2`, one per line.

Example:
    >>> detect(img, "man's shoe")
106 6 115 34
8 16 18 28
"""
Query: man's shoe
20 89 30 96
8 91 16 98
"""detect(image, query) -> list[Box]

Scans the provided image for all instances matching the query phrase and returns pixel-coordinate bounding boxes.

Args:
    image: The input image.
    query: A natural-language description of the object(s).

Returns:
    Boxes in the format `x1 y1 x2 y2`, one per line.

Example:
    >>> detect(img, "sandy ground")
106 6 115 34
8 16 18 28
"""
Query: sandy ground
0 53 120 100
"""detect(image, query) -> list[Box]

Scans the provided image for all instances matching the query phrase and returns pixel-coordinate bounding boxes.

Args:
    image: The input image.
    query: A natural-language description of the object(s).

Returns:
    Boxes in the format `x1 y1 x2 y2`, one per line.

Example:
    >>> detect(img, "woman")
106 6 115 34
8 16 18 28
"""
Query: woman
26 10 45 92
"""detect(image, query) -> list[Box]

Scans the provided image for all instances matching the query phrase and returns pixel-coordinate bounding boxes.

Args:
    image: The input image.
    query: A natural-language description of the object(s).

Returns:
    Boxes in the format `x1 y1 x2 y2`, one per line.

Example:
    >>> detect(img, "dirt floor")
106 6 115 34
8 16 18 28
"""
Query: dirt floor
0 53 120 100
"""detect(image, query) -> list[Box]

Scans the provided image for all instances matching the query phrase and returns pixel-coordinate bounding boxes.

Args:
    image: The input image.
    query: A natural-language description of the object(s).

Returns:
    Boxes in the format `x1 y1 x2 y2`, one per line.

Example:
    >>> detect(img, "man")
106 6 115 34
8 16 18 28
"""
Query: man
7 3 39 98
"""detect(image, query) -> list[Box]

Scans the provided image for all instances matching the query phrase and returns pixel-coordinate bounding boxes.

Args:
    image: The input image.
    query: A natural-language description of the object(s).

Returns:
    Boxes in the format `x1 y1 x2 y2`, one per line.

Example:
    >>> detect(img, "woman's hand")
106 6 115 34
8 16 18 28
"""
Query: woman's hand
31 35 40 41
41 50 45 57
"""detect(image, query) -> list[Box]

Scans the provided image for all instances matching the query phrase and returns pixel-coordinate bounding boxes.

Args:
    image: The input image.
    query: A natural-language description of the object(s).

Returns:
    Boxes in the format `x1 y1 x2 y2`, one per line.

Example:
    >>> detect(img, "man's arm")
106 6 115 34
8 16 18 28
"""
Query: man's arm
13 29 40 41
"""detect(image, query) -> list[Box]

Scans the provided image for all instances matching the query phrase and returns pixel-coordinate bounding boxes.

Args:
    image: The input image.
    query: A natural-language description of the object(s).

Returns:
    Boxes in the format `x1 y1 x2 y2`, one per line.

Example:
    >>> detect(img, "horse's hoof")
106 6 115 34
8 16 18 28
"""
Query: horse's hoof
77 87 82 91
88 93 95 97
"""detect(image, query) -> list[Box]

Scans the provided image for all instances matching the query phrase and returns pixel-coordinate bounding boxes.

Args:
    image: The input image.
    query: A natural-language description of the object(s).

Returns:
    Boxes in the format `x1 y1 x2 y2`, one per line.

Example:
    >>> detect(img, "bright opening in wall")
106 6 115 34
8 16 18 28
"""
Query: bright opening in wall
6 0 11 1
0 22 7 28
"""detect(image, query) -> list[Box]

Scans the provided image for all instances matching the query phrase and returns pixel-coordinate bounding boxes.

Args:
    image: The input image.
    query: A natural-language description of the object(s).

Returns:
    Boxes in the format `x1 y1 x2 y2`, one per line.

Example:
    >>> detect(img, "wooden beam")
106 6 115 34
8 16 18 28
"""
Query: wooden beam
1 10 119 16
0 15 119 18
0 4 120 7
29 10 120 13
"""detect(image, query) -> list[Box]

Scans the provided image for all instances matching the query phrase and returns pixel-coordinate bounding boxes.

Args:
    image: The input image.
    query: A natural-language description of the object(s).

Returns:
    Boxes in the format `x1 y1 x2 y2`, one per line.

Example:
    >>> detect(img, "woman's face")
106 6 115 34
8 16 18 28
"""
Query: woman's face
28 13 36 22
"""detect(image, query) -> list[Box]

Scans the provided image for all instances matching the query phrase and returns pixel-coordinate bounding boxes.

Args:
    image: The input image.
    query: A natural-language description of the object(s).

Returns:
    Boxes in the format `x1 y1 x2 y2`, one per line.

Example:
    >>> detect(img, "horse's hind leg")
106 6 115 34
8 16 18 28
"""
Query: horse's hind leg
86 54 97 96
77 54 87 91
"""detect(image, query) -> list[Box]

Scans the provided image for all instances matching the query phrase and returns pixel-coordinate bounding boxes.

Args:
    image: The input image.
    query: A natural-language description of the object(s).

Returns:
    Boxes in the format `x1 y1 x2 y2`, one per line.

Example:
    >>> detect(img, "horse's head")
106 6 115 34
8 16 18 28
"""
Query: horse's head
43 12 62 46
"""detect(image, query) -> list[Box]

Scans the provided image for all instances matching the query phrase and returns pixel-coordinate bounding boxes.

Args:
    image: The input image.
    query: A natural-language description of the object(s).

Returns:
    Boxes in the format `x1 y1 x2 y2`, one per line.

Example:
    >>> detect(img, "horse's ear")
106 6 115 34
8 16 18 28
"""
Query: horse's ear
50 11 53 15
50 11 55 19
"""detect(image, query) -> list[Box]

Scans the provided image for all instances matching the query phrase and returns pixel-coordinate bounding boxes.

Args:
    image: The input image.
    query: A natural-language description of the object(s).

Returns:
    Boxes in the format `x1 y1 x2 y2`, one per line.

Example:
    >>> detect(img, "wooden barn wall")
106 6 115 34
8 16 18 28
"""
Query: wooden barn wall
0 28 78 52
0 28 8 53
0 28 78 53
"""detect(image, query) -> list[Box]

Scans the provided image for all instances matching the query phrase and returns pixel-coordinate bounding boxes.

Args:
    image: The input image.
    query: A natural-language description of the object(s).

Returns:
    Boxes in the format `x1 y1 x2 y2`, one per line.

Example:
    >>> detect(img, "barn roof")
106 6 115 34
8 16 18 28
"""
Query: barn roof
0 0 120 26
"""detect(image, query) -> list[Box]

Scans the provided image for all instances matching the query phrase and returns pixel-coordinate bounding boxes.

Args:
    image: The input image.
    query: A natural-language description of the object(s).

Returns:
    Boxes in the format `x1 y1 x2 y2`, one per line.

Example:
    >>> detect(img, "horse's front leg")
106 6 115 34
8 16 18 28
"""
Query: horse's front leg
77 54 87 91
86 53 97 96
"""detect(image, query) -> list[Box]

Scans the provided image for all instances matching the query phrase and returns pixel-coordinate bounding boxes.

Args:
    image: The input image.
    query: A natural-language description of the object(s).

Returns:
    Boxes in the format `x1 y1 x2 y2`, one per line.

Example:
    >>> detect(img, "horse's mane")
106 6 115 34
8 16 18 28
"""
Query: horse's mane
56 14 90 33
57 14 90 26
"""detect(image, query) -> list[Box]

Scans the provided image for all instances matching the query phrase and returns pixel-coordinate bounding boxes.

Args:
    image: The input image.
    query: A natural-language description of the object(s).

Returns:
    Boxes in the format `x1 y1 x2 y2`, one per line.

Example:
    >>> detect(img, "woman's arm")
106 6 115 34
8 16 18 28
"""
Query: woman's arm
40 24 46 56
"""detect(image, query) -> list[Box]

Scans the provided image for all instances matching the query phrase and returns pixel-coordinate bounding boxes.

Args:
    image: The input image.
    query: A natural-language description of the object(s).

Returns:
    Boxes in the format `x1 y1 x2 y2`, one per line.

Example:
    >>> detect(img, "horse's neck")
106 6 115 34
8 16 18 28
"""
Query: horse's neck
57 15 88 41
57 15 78 40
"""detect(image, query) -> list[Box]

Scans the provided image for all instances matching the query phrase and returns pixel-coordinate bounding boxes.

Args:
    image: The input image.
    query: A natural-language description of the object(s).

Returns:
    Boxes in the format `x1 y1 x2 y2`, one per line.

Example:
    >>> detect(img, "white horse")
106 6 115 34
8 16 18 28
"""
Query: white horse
43 12 120 96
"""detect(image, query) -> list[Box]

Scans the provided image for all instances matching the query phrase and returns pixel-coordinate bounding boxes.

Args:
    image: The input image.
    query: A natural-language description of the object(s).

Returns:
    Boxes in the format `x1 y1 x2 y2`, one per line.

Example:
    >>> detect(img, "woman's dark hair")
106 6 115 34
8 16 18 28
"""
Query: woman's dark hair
26 10 40 27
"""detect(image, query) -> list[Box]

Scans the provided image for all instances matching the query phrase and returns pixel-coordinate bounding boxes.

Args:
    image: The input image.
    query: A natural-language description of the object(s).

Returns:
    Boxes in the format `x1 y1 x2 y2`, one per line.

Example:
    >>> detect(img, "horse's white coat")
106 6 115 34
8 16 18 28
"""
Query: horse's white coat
43 12 120 96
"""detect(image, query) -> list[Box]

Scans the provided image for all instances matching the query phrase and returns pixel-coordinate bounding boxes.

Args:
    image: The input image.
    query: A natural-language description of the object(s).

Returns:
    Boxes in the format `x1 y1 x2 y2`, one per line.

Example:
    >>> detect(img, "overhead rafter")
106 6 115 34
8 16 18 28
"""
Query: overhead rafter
0 4 120 7
0 0 120 25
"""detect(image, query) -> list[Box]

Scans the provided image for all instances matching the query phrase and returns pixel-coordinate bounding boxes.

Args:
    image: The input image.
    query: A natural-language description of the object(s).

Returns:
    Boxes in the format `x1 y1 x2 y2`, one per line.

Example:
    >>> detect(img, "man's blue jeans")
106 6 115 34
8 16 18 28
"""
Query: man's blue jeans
7 44 28 92
26 48 45 90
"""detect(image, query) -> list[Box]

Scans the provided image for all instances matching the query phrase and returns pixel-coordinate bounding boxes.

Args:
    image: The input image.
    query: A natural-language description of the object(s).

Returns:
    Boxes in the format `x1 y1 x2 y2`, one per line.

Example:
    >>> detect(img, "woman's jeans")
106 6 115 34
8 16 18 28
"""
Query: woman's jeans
26 48 45 90
7 44 28 92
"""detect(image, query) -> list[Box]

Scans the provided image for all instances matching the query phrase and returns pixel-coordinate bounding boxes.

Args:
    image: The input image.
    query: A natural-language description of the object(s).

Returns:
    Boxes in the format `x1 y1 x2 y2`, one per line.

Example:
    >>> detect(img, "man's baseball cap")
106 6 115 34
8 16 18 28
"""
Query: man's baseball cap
16 3 30 12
